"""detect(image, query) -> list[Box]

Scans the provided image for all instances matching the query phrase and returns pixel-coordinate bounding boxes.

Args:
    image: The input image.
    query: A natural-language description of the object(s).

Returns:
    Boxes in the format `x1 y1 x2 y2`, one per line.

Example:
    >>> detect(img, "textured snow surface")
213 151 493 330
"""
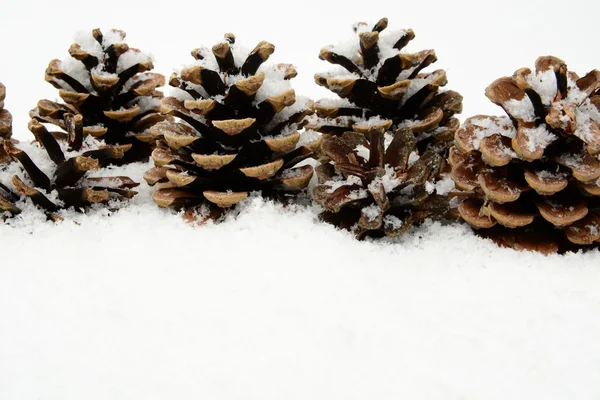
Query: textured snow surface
2 162 600 400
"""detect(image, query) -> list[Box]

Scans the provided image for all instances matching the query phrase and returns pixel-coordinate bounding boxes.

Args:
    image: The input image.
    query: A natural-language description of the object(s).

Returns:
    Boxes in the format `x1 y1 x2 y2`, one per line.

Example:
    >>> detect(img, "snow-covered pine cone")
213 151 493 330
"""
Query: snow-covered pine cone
308 18 462 155
30 29 168 164
451 56 600 254
3 116 139 220
0 82 11 142
144 34 320 221
0 82 19 218
313 125 454 239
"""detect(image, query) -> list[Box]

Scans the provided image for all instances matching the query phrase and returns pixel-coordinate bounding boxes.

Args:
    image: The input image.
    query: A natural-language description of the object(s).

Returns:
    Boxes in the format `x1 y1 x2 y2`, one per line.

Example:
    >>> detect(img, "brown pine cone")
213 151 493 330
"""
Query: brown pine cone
29 29 168 164
313 125 452 240
3 116 139 220
450 56 600 254
144 34 320 222
307 17 462 155
0 82 20 218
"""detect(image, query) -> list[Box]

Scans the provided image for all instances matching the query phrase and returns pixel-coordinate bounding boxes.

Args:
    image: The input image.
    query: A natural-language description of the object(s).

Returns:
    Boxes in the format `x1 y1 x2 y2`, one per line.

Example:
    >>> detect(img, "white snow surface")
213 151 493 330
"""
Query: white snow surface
3 1 600 398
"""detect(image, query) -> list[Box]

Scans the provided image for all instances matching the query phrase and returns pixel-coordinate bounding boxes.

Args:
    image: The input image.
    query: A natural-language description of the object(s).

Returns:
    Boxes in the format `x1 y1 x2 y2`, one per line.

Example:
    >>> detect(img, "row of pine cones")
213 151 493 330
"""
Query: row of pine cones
1 19 599 254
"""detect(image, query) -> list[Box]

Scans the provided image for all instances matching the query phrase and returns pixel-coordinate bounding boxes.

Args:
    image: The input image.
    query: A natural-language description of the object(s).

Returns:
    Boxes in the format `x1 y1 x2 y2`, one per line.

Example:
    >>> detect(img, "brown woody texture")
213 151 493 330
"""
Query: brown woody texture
451 56 600 253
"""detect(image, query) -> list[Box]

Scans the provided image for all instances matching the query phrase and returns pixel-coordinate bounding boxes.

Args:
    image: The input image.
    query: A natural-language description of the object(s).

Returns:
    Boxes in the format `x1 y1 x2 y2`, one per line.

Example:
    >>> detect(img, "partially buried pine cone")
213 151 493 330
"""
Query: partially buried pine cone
3 116 139 220
313 126 453 239
310 18 459 239
30 29 167 164
451 56 600 253
145 33 319 221
308 17 462 155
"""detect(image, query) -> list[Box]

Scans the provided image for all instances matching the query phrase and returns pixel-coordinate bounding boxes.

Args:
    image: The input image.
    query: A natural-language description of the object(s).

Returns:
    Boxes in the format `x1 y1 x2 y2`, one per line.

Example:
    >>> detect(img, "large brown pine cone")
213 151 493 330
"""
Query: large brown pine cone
29 29 168 164
450 56 600 254
307 18 462 155
313 125 453 239
144 34 320 222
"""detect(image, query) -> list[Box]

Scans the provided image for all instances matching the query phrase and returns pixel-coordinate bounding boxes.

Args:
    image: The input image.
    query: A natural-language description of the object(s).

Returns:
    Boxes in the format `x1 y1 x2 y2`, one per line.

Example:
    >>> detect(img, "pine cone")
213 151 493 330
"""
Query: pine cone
0 82 20 218
313 125 451 239
308 18 462 155
0 82 11 140
451 56 600 253
30 29 167 164
144 34 319 221
3 116 139 220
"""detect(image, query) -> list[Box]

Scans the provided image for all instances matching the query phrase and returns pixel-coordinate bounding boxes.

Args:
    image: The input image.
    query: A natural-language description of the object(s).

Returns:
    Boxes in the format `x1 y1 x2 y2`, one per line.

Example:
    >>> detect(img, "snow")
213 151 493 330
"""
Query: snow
101 29 125 47
504 97 537 122
382 213 403 229
59 58 92 91
432 174 455 195
521 125 558 152
254 64 292 103
400 74 436 106
361 203 381 220
526 69 558 105
73 30 104 59
3 1 600 398
117 49 152 74
470 116 517 150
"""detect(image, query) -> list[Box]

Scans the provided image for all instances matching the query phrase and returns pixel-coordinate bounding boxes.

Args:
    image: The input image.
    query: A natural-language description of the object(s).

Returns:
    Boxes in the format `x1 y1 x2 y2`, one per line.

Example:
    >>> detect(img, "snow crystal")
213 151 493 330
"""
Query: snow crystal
316 98 354 108
432 175 455 195
526 69 557 105
368 164 402 193
135 96 161 113
362 204 381 221
101 29 125 47
73 30 103 59
117 50 152 74
378 29 408 62
316 66 361 82
255 64 292 104
264 96 312 134
521 125 557 152
356 115 392 129
383 215 403 230
91 65 118 79
355 145 370 160
297 130 321 148
400 75 436 107
60 58 92 91
190 46 220 71
326 175 362 193
573 98 600 145
504 97 537 122
383 132 395 150
230 42 252 68
566 78 587 104
536 169 564 180
425 181 435 194
470 116 516 150
325 35 361 64
408 151 420 167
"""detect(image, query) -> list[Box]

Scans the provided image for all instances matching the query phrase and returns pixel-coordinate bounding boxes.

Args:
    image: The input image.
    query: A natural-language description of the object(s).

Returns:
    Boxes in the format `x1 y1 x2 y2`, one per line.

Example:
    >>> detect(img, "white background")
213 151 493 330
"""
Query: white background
1 0 599 138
